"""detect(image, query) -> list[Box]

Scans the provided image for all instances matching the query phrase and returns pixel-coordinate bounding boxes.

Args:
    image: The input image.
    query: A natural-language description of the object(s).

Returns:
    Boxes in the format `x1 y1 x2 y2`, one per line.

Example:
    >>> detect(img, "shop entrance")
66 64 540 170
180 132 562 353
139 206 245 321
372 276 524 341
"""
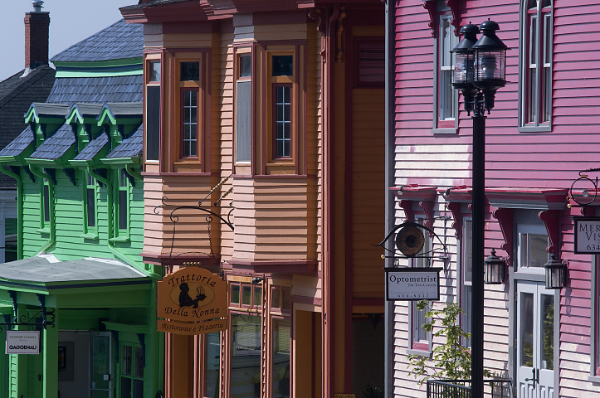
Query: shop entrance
58 331 112 398
516 282 555 398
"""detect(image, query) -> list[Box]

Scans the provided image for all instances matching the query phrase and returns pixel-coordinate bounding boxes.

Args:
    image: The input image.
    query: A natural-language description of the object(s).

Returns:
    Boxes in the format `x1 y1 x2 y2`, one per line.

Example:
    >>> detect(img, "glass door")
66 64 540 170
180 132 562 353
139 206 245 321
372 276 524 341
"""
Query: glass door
90 333 112 398
516 282 555 398
119 342 144 398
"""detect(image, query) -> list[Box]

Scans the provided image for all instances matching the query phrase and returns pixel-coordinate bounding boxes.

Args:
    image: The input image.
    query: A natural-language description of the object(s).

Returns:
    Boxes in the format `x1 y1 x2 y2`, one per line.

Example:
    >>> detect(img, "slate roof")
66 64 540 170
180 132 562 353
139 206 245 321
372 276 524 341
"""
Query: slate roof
27 103 70 118
29 124 75 160
0 126 34 158
46 75 143 105
0 255 146 284
121 0 193 10
71 103 104 118
51 19 143 63
0 66 55 188
102 102 143 118
74 133 109 161
106 124 143 159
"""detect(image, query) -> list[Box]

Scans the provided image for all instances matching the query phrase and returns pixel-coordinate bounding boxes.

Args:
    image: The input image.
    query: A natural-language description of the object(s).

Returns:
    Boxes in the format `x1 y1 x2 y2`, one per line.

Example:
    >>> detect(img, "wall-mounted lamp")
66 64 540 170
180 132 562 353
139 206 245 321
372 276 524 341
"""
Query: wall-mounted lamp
544 255 567 289
252 277 264 284
484 249 505 284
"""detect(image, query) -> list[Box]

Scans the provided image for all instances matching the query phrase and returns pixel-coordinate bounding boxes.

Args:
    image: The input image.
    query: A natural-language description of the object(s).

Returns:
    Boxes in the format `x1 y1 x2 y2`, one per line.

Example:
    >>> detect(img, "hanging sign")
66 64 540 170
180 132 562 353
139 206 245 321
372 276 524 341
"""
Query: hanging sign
6 331 40 354
385 267 442 301
574 217 600 254
157 267 228 335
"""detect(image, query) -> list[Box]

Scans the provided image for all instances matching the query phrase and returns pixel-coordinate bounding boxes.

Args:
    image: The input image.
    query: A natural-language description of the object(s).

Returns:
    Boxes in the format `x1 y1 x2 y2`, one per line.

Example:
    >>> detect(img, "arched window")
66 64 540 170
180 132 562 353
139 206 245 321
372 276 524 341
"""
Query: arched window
520 0 553 130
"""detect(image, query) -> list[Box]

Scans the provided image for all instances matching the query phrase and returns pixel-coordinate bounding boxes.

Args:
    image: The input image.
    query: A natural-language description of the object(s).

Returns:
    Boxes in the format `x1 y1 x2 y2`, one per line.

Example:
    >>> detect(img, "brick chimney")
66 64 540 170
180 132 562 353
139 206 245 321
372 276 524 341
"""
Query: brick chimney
24 1 50 71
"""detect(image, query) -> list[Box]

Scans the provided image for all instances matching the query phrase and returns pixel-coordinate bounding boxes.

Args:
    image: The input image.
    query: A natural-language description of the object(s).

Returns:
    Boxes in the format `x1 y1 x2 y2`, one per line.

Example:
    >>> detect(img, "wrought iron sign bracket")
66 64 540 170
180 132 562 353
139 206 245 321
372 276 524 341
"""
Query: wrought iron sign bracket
568 168 600 215
0 291 56 331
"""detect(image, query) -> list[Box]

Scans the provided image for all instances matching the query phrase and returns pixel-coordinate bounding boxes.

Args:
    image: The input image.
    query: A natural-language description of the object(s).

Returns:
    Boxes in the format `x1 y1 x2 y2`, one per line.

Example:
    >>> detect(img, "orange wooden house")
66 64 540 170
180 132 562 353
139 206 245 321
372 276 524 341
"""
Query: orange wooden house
121 0 386 397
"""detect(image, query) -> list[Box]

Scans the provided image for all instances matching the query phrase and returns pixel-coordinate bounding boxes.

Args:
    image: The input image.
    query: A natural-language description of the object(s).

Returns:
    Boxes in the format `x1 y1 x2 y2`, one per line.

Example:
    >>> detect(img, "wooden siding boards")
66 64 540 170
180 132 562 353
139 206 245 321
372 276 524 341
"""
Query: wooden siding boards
392 0 600 397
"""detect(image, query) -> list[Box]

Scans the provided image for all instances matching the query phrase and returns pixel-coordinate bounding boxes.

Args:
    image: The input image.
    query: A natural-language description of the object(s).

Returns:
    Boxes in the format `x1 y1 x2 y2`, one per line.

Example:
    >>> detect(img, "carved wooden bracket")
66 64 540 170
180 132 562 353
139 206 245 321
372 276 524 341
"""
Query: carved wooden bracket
493 208 514 267
419 200 435 237
400 200 413 222
538 209 561 258
308 8 326 33
446 201 461 241
423 0 461 38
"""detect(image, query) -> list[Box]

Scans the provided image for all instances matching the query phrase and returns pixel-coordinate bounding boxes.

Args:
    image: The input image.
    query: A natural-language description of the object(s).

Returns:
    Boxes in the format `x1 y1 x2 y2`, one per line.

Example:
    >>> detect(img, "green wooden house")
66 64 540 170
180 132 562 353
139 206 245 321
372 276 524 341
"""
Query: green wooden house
0 19 163 398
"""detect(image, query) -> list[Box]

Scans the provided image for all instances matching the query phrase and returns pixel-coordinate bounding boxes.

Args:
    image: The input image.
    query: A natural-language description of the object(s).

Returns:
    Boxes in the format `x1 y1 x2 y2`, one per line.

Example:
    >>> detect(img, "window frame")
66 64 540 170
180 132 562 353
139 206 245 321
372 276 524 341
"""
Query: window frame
234 48 253 168
118 341 144 398
180 87 200 159
176 58 203 161
38 180 52 233
355 38 385 88
519 0 553 132
113 168 131 241
271 315 291 398
515 222 549 275
432 4 459 135
408 214 433 354
461 216 473 347
202 331 221 398
272 83 293 160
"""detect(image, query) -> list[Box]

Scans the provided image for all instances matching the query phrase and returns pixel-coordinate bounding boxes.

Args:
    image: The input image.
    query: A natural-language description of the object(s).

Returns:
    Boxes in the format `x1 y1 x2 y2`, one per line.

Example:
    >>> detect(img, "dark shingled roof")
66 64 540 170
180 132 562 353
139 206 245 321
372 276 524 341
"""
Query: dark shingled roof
74 133 109 161
51 19 143 63
27 103 70 118
0 126 34 158
29 124 75 160
102 102 143 118
106 124 143 159
0 66 55 188
47 75 143 105
121 0 193 10
70 103 104 118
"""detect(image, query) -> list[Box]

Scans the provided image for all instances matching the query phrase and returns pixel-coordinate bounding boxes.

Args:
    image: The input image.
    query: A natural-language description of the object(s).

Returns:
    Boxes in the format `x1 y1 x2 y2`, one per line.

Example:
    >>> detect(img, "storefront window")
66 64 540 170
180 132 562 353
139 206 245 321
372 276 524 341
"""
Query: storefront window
231 314 262 397
272 319 291 398
204 332 220 398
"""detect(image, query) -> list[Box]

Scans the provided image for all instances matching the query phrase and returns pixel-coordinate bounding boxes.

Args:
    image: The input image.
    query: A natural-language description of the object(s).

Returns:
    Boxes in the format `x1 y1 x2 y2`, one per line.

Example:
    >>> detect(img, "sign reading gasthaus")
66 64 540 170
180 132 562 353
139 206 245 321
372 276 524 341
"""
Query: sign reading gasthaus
574 217 600 254
385 268 441 301
6 331 40 354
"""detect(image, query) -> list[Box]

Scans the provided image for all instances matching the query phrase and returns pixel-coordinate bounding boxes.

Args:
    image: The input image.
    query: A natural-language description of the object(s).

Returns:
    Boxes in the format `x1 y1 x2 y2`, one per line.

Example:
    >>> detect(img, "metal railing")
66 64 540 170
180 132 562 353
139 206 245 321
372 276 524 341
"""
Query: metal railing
426 379 513 398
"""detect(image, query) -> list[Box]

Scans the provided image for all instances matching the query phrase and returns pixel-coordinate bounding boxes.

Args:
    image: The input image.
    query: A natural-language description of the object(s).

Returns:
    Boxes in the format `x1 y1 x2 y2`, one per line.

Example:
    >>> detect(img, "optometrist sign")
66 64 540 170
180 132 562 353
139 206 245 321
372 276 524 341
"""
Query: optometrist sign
385 267 441 301
574 217 600 254
157 266 228 335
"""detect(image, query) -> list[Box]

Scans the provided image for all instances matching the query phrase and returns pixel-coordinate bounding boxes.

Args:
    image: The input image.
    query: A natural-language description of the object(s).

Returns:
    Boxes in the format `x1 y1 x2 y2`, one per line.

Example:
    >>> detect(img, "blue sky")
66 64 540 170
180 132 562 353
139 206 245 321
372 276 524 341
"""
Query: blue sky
0 0 136 81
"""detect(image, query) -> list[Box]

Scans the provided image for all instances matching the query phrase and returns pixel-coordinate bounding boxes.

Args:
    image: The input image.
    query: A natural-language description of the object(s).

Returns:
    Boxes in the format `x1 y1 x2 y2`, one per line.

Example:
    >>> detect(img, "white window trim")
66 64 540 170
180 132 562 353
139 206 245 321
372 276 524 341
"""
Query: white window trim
516 223 548 275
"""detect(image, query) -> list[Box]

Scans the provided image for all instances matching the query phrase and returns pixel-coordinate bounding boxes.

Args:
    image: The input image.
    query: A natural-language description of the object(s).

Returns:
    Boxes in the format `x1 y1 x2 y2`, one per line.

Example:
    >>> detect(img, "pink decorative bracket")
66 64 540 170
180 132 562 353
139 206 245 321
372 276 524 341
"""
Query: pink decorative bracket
400 200 413 222
419 200 435 237
538 210 561 258
446 201 461 241
423 0 461 38
493 208 514 267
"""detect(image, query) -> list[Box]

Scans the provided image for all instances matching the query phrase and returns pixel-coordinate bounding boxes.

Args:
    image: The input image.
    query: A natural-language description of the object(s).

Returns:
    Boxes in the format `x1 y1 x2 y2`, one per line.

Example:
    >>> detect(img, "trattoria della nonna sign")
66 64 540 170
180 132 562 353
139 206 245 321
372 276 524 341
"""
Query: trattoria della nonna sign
157 266 227 335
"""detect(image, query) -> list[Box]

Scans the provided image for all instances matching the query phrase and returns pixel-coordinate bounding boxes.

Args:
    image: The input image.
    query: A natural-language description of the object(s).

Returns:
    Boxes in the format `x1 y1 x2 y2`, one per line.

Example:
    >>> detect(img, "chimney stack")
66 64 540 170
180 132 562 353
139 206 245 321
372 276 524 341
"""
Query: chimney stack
24 1 50 71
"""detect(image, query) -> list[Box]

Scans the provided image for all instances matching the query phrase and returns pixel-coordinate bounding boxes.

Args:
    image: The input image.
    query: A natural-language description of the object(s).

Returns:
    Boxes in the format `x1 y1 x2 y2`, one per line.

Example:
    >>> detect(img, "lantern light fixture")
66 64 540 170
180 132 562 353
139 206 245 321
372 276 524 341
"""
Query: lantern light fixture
484 248 506 284
544 255 567 289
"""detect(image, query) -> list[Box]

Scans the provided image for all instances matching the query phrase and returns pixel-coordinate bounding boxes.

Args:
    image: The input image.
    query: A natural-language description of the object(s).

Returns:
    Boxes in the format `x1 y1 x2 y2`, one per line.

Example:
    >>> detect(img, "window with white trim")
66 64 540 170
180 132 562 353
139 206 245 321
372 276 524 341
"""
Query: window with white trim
520 0 553 130
517 223 548 273
434 1 458 132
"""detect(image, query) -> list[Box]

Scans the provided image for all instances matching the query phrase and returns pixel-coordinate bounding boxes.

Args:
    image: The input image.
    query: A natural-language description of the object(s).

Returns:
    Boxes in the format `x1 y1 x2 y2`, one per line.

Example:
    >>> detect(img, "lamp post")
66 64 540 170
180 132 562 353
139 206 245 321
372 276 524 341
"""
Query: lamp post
452 20 508 398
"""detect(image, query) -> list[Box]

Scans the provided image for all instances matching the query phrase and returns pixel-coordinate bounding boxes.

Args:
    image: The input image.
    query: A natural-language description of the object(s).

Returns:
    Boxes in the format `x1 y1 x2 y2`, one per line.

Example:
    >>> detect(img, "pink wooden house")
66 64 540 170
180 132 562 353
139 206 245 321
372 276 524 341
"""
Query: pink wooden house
388 1 600 397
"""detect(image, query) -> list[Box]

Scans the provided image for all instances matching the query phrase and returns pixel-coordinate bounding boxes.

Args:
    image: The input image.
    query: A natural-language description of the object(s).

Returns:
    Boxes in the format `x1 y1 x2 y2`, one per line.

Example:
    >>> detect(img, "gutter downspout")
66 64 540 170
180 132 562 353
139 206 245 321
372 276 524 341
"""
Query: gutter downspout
88 167 153 278
384 1 396 397
0 166 23 259
28 165 56 253
125 163 143 181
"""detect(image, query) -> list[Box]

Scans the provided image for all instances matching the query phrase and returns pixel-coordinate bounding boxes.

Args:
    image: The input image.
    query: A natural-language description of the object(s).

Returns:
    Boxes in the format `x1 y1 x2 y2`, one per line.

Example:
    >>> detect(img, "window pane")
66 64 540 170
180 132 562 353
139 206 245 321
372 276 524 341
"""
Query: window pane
520 293 534 367
274 86 292 158
43 184 50 223
149 62 161 82
146 86 161 161
358 42 385 83
272 319 291 398
253 286 262 307
272 287 281 309
242 285 251 306
119 190 128 230
182 90 198 157
462 285 472 347
205 332 221 398
87 188 96 227
272 55 293 76
540 294 554 370
134 347 144 378
122 346 132 376
180 61 199 81
231 285 240 305
231 314 261 397
282 288 291 311
239 54 251 78
121 377 132 398
235 81 252 163
463 219 473 283
133 380 143 398
413 302 428 343
529 234 548 267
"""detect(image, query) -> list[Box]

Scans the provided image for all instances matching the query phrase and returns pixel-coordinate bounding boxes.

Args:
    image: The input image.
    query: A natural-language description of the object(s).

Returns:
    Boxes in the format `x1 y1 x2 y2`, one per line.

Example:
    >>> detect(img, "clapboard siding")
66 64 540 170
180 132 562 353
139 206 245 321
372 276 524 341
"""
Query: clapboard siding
393 0 600 397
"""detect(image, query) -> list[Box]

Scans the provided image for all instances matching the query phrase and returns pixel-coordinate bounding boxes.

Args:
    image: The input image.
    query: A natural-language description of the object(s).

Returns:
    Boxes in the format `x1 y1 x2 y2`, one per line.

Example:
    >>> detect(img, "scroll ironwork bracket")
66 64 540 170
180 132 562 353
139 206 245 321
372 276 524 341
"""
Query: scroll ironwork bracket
568 169 600 215
0 291 55 332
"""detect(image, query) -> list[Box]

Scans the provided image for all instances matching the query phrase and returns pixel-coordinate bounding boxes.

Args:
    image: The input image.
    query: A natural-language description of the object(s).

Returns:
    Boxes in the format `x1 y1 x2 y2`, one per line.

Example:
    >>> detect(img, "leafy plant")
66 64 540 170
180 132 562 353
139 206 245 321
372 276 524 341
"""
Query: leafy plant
362 383 384 398
407 300 489 385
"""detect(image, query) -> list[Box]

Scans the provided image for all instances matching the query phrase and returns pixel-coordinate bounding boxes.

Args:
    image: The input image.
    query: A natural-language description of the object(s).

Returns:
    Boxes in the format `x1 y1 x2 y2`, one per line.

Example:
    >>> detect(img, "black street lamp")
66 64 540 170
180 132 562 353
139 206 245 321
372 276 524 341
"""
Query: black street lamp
452 20 508 398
